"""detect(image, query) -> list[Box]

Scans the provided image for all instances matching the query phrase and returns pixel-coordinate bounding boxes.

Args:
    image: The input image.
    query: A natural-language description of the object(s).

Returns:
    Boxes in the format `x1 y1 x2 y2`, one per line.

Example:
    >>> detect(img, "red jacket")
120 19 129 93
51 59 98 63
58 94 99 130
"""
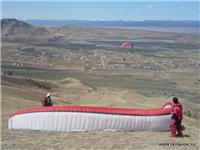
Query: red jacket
171 102 183 121
41 96 46 107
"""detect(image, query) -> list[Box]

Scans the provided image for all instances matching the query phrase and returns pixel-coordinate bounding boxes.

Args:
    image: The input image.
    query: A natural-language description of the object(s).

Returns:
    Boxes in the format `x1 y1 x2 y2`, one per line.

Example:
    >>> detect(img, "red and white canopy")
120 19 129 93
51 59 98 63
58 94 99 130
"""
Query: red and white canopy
9 105 172 132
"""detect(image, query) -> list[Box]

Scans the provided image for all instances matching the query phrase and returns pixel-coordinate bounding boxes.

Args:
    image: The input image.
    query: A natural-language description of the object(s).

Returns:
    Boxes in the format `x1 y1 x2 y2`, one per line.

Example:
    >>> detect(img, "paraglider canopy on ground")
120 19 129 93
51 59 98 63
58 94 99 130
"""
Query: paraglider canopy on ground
8 103 172 132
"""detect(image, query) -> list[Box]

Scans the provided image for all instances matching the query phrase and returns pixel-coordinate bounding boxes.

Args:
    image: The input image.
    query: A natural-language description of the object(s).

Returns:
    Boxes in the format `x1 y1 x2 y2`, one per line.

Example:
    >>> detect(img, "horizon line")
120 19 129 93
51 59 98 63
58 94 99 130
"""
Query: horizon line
2 18 200 22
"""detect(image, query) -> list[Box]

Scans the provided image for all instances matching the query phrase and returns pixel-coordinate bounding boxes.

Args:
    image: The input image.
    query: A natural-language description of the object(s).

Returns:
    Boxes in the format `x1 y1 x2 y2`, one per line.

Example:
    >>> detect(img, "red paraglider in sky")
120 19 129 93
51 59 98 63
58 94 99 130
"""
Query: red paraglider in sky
120 42 134 49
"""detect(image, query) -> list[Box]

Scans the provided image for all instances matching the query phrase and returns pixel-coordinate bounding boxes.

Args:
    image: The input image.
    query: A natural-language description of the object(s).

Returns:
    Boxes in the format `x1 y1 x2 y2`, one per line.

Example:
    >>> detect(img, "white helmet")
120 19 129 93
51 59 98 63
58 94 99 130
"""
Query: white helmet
47 93 51 97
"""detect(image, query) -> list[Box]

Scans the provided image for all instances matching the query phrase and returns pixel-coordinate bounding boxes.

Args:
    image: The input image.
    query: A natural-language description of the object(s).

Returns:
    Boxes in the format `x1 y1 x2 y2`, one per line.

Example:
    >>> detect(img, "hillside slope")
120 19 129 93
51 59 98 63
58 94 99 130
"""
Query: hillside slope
1 75 199 150
1 18 51 41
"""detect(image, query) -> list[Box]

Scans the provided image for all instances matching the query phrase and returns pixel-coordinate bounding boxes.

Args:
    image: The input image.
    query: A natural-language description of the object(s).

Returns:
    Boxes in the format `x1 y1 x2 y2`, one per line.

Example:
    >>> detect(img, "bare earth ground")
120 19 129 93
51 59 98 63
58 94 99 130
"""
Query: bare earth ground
1 75 200 150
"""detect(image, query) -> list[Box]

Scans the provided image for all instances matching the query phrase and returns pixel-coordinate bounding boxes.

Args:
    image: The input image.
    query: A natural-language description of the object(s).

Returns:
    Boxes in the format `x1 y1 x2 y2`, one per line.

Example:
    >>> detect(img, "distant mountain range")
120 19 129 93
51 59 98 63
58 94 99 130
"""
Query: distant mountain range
1 18 200 49
26 19 200 28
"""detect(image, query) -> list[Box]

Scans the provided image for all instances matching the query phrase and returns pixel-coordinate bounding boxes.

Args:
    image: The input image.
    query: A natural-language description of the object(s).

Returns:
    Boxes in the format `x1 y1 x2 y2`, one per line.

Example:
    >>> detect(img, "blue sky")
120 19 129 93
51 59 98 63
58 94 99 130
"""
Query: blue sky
1 1 199 20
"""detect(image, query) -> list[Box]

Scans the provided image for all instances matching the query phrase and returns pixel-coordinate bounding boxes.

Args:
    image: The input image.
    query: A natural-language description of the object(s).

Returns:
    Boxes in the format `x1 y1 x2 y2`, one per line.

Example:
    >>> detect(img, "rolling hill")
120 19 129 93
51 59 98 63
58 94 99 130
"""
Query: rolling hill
1 18 51 41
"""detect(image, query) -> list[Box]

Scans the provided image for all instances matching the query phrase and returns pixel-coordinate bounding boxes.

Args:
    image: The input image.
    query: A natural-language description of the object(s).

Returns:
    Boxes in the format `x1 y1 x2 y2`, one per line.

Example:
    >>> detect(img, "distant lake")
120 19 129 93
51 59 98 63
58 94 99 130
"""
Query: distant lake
54 38 176 51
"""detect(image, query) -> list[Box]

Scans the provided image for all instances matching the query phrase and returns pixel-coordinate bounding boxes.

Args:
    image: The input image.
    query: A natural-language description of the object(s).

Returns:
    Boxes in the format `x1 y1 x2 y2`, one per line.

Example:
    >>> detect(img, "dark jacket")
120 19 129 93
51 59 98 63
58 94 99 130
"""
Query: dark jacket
41 96 53 106
46 97 53 106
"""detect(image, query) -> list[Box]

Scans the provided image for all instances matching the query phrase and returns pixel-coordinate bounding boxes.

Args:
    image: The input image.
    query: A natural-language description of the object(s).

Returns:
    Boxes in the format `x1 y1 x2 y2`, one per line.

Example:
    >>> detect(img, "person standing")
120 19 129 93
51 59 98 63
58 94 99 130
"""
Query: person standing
170 97 183 137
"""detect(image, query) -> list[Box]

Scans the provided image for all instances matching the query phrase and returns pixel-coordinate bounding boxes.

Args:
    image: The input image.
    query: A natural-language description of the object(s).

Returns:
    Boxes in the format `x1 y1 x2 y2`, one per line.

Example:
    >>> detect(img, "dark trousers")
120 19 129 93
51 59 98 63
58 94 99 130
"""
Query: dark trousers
176 120 183 136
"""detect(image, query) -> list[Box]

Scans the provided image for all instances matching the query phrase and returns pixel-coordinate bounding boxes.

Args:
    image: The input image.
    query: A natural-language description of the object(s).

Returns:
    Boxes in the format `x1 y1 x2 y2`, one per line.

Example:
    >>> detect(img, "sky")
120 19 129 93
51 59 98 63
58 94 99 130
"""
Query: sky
1 1 199 21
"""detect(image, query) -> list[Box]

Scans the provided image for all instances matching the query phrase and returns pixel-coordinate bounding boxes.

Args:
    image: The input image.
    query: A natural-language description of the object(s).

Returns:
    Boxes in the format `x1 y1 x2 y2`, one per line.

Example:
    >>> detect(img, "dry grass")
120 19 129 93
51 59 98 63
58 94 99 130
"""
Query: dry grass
1 76 200 150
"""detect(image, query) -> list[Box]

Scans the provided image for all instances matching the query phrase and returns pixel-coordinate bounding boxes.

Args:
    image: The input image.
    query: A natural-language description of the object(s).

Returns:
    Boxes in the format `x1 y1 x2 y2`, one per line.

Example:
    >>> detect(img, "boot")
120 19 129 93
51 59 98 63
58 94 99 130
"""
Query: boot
177 130 183 137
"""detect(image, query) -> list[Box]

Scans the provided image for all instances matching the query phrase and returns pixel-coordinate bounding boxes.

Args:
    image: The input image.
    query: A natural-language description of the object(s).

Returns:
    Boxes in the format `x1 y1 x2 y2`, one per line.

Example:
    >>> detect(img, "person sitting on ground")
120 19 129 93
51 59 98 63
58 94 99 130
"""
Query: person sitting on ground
41 93 53 107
